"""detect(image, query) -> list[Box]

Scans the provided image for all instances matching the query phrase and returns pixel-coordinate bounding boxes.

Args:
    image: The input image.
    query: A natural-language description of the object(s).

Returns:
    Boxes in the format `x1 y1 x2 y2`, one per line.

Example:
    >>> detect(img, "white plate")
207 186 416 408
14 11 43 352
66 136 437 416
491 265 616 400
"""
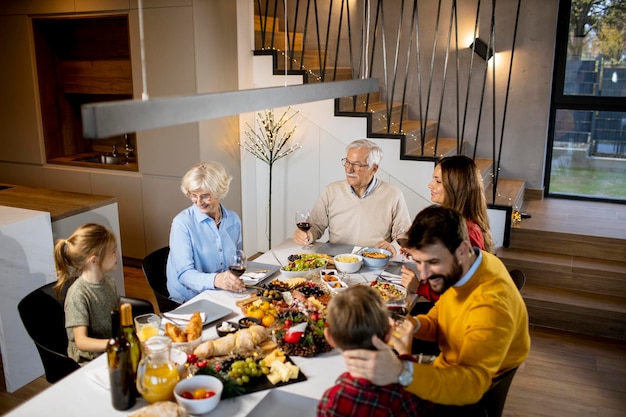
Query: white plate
279 259 328 279
166 299 232 325
242 261 280 285
246 390 318 417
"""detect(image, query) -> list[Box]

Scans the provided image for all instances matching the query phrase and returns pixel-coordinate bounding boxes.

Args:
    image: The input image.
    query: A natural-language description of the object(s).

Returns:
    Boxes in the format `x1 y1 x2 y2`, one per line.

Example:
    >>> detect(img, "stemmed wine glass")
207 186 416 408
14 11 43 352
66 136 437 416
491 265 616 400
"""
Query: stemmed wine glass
295 209 313 249
228 249 248 298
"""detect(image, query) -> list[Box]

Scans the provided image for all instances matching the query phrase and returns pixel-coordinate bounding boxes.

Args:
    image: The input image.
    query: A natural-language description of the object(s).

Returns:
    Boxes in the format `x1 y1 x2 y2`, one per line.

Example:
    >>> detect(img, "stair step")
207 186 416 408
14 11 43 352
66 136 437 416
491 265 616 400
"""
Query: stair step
404 137 458 158
522 284 626 340
255 31 303 51
507 225 626 263
497 247 626 298
337 94 384 112
486 178 525 209
304 67 354 83
474 157 494 189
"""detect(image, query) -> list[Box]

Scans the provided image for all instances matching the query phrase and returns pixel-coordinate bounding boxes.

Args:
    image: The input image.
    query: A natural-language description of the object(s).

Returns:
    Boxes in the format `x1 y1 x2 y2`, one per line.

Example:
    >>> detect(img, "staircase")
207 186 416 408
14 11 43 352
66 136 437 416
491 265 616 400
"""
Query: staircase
495 199 626 340
253 11 626 342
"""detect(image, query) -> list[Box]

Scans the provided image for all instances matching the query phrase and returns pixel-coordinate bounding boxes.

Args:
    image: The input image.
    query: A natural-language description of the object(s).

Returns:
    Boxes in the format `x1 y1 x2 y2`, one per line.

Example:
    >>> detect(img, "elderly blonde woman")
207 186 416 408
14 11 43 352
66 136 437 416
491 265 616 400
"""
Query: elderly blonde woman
166 161 244 303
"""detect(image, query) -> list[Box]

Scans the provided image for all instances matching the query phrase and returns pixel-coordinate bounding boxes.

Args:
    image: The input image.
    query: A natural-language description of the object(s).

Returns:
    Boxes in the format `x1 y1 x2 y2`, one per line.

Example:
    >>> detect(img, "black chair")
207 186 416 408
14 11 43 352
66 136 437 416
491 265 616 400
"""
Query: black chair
142 246 181 313
432 366 519 417
18 282 80 383
18 281 155 383
509 269 526 291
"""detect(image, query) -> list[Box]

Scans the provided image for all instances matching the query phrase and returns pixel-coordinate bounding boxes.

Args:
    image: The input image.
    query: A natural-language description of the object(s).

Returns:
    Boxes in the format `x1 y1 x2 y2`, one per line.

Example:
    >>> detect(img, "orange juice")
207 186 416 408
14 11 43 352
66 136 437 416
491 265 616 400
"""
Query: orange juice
138 363 179 403
138 326 159 342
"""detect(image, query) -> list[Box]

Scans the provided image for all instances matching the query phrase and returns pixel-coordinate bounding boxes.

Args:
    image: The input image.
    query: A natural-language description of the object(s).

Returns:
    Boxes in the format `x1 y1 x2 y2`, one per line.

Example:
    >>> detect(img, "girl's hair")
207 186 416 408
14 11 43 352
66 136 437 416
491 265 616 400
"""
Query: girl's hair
346 139 383 167
437 155 494 252
53 223 117 296
326 285 390 350
180 161 232 199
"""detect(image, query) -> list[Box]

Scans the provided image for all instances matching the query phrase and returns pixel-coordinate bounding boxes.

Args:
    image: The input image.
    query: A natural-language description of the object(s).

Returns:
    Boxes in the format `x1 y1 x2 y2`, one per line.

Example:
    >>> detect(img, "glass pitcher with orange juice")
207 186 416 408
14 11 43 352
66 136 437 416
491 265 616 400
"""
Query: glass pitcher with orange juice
136 336 180 403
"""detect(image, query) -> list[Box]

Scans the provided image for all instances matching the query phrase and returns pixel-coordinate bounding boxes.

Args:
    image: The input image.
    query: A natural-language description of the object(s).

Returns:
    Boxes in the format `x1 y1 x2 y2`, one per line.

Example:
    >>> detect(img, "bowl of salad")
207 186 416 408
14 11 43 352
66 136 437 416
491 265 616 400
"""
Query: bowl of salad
280 253 329 278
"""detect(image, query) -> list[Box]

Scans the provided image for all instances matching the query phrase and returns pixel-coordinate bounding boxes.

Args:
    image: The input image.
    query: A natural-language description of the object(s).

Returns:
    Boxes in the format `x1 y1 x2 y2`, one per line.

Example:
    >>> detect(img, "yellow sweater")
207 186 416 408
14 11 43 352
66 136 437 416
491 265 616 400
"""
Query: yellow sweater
408 251 530 405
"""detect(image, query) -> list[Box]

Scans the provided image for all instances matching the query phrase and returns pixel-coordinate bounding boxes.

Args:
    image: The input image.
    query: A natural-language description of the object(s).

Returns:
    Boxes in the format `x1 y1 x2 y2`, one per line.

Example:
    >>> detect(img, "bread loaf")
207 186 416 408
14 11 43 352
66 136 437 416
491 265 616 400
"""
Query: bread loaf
193 325 268 358
130 401 188 417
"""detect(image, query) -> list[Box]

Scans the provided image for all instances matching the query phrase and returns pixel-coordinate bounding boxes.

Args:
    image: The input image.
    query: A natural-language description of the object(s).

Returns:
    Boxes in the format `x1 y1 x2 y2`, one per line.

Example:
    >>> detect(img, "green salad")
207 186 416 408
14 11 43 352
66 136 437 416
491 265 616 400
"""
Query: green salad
283 253 328 271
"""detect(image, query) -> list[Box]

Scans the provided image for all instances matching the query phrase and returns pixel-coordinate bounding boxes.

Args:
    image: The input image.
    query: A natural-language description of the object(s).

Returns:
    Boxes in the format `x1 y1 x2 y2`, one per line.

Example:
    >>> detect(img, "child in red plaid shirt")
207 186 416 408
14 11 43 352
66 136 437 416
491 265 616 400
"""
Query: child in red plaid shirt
317 285 433 417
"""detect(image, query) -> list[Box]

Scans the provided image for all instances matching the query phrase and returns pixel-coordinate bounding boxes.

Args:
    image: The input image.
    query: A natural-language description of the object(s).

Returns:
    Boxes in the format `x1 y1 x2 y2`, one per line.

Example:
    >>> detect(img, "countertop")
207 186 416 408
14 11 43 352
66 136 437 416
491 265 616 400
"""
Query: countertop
0 183 117 221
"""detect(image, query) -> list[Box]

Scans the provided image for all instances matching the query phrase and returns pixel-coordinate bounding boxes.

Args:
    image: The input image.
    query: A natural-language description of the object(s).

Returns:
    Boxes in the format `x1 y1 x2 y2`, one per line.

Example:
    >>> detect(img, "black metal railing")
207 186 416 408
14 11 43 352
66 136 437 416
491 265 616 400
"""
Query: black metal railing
254 0 522 204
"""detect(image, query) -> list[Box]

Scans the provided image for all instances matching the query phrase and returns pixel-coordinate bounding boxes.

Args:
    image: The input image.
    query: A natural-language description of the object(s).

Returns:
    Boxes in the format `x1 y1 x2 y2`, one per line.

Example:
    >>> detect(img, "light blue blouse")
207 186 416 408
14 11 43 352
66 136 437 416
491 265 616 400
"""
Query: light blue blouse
166 203 242 303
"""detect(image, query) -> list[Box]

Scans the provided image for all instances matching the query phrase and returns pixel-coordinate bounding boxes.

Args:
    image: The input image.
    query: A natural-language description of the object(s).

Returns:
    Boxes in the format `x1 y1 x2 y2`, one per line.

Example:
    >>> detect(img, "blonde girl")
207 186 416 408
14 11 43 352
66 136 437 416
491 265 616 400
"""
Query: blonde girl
53 223 120 364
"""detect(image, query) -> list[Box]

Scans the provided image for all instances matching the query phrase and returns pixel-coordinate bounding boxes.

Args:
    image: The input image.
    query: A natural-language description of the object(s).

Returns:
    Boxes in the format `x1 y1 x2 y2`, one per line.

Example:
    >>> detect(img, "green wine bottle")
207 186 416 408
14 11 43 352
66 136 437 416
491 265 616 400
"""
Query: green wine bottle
120 302 141 397
107 309 135 410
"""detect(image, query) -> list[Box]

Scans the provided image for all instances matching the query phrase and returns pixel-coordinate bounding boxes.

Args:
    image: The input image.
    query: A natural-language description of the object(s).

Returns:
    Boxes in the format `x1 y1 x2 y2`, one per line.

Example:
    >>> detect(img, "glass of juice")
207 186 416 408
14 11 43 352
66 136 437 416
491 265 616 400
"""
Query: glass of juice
134 313 162 342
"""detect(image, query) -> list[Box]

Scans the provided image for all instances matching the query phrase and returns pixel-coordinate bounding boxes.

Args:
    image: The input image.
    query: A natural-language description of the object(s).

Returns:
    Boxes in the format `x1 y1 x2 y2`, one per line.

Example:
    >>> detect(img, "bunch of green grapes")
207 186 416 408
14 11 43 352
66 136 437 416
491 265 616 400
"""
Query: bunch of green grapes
227 357 270 385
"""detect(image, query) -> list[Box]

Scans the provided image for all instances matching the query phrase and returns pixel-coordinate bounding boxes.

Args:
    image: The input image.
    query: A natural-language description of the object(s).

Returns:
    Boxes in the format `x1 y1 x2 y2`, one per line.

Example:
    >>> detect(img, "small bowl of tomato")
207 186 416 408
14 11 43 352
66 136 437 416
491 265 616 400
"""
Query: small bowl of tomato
174 375 223 415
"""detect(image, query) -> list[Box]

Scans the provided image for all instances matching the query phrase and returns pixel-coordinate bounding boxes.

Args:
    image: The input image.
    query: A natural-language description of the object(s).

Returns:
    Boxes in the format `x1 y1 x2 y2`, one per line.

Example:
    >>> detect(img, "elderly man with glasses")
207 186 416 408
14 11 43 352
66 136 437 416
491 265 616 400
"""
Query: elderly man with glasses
293 139 411 255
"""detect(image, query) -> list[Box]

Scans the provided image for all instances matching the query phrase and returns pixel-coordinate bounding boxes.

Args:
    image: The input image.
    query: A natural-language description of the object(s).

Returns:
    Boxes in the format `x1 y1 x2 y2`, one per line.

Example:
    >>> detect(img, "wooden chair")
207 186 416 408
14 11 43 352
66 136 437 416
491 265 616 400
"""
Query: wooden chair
432 366 519 417
141 246 181 313
18 281 154 383
509 269 526 291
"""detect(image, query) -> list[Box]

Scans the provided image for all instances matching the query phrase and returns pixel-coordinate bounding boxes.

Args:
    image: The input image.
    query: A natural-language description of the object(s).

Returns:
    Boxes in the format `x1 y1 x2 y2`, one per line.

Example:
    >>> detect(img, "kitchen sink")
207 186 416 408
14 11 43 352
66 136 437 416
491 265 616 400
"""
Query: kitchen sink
73 154 127 165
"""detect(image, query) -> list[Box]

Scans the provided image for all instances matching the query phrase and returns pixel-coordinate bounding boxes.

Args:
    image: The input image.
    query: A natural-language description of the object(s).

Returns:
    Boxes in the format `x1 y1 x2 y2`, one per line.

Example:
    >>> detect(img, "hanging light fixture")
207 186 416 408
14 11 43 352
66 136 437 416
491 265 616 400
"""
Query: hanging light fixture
81 79 378 139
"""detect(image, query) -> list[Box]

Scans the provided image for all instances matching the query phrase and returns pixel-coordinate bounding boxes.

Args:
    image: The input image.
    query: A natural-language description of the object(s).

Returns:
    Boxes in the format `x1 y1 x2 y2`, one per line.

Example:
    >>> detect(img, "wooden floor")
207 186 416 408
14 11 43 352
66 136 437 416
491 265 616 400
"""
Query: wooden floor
518 198 626 239
2 198 625 416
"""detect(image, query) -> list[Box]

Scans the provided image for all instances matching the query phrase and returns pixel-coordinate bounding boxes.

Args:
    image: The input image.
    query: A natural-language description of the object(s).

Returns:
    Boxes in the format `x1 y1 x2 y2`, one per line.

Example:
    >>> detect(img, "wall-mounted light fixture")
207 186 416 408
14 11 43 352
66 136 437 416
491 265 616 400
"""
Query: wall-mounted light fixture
469 38 493 61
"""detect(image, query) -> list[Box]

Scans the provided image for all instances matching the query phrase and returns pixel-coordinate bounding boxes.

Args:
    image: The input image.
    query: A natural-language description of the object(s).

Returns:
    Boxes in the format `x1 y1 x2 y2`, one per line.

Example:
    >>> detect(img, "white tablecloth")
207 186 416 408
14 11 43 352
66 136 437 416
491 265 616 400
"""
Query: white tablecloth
6 239 414 417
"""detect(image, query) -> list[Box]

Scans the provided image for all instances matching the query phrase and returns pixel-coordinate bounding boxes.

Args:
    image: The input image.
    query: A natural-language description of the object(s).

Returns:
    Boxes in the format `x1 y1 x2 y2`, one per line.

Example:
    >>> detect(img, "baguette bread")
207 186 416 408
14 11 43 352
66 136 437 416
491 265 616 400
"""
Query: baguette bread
193 325 268 358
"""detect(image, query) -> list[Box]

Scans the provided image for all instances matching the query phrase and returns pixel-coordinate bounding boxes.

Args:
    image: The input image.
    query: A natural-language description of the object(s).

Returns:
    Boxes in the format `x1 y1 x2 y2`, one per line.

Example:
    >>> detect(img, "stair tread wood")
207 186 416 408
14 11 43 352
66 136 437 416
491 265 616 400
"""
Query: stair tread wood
522 284 626 314
498 247 626 271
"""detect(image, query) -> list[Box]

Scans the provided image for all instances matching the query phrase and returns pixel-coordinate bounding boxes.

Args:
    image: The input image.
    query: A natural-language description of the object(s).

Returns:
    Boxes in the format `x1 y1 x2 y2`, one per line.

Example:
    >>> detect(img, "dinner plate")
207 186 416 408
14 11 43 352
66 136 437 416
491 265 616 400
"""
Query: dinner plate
246 390 318 417
166 299 232 325
241 261 280 285
316 242 357 257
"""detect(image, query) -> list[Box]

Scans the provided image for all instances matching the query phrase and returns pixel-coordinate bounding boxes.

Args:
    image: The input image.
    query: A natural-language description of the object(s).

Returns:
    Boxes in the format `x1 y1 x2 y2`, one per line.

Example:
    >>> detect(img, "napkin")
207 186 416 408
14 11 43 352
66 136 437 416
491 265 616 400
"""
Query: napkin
85 365 109 390
378 272 403 284
242 271 267 285
163 312 207 323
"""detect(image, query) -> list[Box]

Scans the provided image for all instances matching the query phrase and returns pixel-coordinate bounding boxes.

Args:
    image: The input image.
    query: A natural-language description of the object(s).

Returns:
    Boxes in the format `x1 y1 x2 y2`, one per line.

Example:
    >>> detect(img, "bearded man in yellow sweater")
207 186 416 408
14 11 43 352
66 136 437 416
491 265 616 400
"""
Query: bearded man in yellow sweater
343 205 530 408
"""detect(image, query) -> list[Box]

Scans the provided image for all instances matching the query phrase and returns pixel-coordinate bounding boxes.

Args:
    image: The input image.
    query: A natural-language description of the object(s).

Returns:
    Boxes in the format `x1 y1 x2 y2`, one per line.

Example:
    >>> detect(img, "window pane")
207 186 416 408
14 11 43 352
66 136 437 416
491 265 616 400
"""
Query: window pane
550 109 626 200
565 1 626 97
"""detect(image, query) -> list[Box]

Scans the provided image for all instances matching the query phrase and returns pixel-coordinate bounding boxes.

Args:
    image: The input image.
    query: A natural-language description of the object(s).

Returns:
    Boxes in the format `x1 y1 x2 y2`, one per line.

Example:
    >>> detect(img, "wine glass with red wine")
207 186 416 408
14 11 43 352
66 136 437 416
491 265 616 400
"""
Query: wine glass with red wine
295 210 313 249
228 249 247 298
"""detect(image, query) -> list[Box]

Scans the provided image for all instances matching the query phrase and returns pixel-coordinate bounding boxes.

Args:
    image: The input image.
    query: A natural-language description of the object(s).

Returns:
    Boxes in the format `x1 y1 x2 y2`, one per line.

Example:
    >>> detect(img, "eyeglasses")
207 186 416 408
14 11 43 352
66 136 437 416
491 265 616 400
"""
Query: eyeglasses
188 193 216 204
341 158 369 170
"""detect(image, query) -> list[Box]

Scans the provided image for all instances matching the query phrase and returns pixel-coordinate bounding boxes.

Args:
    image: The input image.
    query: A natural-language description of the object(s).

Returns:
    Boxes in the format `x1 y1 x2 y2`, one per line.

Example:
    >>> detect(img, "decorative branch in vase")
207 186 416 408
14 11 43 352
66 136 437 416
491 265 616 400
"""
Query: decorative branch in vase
241 107 301 249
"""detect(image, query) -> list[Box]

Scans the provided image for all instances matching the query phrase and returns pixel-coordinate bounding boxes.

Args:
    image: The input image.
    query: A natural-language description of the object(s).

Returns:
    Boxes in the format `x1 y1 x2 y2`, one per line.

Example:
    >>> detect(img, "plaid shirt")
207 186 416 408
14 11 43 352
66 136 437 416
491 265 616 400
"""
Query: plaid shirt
317 372 433 417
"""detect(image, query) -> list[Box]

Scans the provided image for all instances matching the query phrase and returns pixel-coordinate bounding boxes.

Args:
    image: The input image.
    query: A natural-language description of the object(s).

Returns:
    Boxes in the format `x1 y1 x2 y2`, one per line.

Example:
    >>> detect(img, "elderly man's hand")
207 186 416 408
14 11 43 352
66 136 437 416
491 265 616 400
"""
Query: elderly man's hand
342 335 404 386
293 229 310 246
375 240 397 257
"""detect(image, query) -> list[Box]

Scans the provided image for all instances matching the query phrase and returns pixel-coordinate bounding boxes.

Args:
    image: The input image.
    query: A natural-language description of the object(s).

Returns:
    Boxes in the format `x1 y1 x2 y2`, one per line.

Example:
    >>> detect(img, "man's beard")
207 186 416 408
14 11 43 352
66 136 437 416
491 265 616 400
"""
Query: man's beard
428 255 464 295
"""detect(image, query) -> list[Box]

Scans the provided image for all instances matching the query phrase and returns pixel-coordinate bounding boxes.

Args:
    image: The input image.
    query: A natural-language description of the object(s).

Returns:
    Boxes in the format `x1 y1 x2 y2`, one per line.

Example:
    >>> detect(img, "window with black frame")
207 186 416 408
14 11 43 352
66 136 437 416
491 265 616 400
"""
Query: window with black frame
547 0 626 202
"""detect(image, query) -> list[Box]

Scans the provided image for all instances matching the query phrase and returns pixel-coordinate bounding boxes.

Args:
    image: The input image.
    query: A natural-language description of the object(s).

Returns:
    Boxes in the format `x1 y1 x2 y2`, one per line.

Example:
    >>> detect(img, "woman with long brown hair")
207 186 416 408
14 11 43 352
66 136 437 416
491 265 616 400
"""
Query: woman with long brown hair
402 155 493 306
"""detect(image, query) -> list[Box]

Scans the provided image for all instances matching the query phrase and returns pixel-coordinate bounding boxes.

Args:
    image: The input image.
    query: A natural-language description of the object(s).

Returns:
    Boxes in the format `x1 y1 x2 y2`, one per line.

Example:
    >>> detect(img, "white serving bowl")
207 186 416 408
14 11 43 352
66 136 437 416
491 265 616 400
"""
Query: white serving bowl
359 247 392 269
280 260 328 278
170 347 188 379
174 375 223 415
333 253 363 274
171 336 203 354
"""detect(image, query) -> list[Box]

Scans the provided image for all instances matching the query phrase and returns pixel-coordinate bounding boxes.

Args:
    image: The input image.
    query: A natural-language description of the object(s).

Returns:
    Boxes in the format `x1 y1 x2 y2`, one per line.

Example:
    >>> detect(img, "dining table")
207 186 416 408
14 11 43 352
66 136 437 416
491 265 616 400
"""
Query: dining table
6 239 419 417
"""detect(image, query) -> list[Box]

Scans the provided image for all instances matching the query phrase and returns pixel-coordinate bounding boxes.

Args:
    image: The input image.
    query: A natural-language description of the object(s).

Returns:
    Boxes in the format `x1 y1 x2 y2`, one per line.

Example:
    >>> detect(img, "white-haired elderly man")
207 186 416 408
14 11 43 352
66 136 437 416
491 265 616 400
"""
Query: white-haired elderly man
293 139 411 255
